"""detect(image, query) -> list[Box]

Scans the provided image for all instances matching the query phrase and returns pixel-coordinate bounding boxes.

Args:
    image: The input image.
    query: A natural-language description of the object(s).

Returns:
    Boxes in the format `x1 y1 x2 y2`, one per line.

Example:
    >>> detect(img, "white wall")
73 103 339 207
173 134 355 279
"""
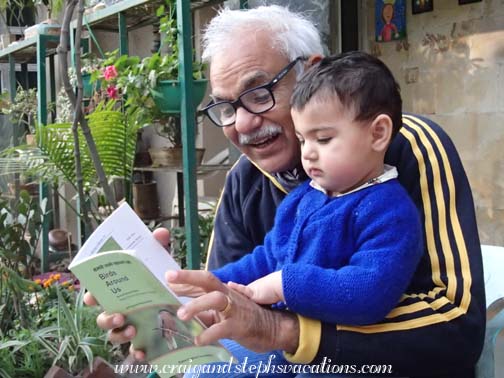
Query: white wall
364 0 504 246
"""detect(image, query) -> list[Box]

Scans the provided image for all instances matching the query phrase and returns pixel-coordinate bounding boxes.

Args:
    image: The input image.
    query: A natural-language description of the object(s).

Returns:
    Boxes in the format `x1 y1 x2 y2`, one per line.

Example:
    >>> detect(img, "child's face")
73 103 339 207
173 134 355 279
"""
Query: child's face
292 96 383 195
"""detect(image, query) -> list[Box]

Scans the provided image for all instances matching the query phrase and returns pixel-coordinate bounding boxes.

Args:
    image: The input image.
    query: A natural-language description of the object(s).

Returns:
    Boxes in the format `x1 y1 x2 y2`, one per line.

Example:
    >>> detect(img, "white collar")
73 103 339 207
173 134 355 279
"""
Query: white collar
309 164 398 198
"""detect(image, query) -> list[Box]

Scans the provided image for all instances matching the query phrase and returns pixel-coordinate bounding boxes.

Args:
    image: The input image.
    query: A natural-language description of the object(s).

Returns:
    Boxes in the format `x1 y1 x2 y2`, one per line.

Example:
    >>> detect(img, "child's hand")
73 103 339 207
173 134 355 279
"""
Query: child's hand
227 271 284 305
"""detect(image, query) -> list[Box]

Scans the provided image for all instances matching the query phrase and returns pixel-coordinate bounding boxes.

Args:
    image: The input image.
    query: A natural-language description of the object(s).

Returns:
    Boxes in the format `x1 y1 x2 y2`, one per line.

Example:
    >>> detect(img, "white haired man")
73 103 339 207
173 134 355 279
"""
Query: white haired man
87 5 485 378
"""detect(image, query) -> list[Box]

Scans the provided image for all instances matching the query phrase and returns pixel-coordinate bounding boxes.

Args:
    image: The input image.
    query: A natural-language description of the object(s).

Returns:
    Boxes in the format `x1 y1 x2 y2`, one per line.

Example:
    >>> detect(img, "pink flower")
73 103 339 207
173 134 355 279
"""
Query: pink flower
103 65 118 81
106 85 119 99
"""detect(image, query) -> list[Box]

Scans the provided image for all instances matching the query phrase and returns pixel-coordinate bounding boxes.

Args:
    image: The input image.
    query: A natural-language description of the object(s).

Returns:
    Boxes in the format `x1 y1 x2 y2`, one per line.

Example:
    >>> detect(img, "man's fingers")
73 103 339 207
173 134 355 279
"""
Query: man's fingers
108 324 136 345
227 281 253 299
167 270 226 293
153 227 171 248
83 291 98 306
96 311 126 330
192 310 218 327
195 321 232 346
167 281 206 297
177 290 229 321
129 344 146 361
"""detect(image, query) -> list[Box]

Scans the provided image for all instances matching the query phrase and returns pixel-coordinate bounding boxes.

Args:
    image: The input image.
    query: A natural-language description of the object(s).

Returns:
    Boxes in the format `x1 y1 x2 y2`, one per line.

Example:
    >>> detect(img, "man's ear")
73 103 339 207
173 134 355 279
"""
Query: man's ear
370 114 393 152
306 54 323 68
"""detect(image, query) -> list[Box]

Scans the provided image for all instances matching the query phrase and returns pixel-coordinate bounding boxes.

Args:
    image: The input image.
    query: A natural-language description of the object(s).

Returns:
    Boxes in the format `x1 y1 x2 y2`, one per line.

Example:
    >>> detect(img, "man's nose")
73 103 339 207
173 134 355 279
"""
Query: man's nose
234 106 262 134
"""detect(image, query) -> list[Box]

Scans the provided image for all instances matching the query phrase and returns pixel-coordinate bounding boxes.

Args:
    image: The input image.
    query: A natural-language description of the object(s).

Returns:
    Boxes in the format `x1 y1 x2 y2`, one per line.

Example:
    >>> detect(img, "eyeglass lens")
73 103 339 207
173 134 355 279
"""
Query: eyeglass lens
207 87 274 127
204 57 305 127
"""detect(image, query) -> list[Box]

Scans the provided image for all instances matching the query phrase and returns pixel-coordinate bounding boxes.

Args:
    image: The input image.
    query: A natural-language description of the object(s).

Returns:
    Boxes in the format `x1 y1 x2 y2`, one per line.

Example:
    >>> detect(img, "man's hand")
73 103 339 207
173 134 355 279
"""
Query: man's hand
83 227 171 360
167 270 299 353
227 270 284 305
167 276 207 298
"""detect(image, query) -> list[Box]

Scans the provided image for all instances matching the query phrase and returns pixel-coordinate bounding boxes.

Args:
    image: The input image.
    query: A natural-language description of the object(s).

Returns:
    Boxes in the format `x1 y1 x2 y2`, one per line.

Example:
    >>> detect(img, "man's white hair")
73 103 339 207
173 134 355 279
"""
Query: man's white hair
202 5 324 77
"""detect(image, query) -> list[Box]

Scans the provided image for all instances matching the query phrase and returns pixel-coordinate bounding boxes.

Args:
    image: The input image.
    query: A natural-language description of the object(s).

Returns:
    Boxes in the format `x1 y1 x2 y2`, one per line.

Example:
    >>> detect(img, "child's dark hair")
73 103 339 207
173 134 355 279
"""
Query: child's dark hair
291 51 403 139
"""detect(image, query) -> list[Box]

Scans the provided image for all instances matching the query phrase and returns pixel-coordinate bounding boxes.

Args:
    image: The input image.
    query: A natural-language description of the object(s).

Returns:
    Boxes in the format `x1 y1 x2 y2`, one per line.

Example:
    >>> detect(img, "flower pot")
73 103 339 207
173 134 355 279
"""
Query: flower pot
48 229 71 251
24 20 61 39
151 79 208 114
26 133 36 146
133 181 160 220
148 147 205 168
8 181 39 196
82 73 101 98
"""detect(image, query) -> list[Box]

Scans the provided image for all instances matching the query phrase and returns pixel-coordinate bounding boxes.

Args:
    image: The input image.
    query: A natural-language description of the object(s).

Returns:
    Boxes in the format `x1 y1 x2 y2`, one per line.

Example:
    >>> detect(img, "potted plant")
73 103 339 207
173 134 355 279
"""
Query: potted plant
21 0 63 39
96 1 207 167
1 87 42 197
1 87 37 145
149 2 207 114
34 0 64 22
69 53 103 99
148 116 205 167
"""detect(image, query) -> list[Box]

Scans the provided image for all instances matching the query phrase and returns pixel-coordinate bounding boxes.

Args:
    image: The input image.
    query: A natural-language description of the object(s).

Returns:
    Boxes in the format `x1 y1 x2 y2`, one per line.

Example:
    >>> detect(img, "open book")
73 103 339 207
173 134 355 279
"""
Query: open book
69 203 232 377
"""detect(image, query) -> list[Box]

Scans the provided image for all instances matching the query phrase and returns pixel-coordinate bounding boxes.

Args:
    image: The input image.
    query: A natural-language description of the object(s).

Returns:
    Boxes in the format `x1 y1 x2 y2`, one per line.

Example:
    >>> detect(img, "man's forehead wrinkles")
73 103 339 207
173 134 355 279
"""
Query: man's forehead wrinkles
211 69 271 100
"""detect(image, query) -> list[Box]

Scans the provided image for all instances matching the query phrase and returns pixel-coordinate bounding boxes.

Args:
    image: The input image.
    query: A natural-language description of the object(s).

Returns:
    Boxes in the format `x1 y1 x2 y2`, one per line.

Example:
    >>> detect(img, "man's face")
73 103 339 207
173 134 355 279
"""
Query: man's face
209 31 301 173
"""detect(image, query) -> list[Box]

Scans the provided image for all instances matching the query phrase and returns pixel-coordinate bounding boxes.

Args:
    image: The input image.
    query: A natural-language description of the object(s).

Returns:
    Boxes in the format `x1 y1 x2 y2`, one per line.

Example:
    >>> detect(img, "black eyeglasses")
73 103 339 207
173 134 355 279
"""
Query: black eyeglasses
201 56 307 127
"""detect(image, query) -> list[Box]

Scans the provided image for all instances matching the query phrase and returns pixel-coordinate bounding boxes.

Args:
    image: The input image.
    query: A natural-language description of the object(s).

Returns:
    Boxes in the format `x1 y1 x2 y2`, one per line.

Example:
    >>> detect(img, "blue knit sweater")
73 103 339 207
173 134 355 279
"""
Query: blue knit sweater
213 179 422 325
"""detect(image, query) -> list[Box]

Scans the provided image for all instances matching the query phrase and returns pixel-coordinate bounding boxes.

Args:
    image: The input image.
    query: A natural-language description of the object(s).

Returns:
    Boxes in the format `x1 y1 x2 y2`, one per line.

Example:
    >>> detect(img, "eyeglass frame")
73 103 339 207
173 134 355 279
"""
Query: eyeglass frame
200 56 308 128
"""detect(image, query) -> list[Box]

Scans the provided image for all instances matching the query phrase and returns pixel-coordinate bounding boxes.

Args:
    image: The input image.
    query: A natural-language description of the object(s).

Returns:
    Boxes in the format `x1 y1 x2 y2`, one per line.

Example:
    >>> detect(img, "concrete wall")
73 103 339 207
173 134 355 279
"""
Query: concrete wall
194 6 230 200
363 0 504 246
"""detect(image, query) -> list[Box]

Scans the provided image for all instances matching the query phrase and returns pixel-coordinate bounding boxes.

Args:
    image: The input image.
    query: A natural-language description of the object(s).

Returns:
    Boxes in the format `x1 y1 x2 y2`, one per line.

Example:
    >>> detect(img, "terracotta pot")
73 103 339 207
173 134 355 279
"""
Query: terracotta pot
148 147 205 168
133 181 160 220
81 356 119 378
8 181 39 196
48 229 71 251
44 357 120 378
25 133 36 145
44 366 73 378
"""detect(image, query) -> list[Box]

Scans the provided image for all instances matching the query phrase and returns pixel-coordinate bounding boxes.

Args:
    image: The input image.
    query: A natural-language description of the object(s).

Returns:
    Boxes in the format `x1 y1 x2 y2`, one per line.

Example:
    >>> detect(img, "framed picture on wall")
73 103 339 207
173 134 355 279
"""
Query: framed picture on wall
412 0 433 14
375 0 407 42
458 0 482 4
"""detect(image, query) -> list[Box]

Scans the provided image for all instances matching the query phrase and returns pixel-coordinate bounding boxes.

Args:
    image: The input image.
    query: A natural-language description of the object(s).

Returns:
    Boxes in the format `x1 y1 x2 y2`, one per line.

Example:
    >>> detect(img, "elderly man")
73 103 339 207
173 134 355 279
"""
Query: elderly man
88 5 485 378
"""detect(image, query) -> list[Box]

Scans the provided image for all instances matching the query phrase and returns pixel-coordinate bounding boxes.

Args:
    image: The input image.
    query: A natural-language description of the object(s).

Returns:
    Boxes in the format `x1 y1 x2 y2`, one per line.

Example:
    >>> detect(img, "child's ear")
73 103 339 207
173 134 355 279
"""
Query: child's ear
306 54 323 67
370 114 393 152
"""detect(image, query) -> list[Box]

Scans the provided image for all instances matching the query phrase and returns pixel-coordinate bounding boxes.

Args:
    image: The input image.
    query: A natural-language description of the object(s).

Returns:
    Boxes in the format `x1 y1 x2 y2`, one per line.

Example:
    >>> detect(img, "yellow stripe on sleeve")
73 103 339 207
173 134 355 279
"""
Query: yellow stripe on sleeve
338 115 471 333
404 115 472 311
283 315 321 364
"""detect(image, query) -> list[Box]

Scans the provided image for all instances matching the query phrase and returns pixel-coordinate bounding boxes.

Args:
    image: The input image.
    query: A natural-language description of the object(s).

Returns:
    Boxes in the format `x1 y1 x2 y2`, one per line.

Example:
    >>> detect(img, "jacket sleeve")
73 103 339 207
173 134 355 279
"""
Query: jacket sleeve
205 157 285 270
212 182 306 285
282 186 423 325
286 115 486 377
211 233 277 285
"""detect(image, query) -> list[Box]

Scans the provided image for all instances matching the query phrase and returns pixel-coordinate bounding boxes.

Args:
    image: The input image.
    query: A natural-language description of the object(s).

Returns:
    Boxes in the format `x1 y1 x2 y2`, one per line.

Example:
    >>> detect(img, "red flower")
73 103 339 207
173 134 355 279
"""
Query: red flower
103 65 118 81
107 85 119 99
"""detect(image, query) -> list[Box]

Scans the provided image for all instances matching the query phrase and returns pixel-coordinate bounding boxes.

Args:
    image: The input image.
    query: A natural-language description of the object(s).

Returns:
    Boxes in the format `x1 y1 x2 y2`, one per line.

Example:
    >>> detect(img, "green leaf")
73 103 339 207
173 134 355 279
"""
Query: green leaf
80 337 104 348
0 339 30 350
56 286 80 340
54 336 72 365
78 343 94 370
0 367 13 378
156 4 165 17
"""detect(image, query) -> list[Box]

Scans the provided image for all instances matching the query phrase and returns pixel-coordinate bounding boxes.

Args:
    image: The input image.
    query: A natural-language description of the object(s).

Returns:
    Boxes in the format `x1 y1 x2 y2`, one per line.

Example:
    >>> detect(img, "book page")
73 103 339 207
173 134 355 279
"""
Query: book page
70 202 180 291
70 251 233 376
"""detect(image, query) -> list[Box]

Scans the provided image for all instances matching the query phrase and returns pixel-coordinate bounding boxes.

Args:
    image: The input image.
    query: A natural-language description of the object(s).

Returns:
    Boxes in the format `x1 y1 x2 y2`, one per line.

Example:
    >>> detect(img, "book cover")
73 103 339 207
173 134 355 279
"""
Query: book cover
69 203 232 377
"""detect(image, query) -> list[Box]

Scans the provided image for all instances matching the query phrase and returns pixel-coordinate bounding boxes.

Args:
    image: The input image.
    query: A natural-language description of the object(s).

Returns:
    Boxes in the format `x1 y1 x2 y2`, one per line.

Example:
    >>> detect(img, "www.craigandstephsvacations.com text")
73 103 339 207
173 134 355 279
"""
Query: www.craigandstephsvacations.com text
115 356 394 377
